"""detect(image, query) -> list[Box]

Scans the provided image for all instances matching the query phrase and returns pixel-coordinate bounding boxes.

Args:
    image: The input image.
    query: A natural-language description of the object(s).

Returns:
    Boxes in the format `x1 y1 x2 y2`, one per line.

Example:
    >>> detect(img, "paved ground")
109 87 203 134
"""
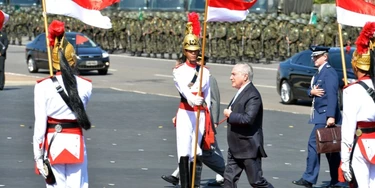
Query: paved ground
0 86 346 188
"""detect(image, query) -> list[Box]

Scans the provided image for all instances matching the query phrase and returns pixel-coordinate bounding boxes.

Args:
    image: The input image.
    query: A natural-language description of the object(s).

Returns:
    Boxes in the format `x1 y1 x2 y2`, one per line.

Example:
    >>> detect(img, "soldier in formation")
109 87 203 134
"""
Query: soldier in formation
1 5 362 64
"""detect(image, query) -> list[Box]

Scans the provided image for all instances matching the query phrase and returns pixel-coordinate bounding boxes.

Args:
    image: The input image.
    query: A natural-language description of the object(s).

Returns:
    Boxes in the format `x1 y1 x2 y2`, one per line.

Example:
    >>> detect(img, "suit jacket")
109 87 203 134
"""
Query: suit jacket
307 63 342 125
0 31 8 59
227 82 267 159
210 75 220 134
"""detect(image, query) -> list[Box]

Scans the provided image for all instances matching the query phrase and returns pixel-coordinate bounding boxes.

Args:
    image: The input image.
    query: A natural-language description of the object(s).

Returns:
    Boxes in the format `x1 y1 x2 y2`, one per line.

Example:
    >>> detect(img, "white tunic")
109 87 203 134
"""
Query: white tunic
341 78 375 187
173 62 210 162
33 74 92 162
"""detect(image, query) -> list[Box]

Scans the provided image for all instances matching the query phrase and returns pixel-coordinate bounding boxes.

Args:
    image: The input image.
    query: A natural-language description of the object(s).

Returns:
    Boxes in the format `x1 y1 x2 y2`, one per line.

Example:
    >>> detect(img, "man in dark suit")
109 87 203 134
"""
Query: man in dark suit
223 63 273 188
292 46 346 188
0 29 9 90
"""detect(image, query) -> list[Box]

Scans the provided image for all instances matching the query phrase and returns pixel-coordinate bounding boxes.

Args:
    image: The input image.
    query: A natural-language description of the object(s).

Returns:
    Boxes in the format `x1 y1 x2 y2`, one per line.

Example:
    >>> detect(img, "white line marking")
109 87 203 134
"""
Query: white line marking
11 45 277 71
5 72 42 78
108 68 117 72
154 74 173 78
108 54 277 71
255 84 276 89
109 87 306 115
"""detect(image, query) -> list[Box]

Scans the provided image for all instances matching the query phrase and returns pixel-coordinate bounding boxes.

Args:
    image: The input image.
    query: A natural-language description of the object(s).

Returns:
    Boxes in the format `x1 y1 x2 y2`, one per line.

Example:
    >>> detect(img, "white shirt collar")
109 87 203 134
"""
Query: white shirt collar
237 81 251 94
318 62 328 72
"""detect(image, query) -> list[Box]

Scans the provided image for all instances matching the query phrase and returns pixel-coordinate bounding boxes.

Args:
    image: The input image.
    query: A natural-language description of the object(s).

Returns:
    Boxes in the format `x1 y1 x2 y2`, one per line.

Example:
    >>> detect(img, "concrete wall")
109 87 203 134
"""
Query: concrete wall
313 4 336 17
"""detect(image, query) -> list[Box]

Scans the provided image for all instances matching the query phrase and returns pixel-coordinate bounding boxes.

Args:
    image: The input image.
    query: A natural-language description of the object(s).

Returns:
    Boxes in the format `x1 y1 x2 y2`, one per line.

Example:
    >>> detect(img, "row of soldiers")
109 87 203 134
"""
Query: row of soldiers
1 6 363 64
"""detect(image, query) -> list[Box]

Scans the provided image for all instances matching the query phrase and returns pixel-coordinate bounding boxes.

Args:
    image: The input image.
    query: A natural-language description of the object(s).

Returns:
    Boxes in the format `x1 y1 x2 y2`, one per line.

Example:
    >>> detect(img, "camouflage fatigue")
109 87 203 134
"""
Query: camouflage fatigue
210 23 218 63
236 22 245 61
227 24 237 64
129 19 143 56
150 18 159 58
323 22 334 47
249 22 262 63
288 23 299 57
216 23 227 63
262 22 277 64
143 18 152 57
276 21 288 60
313 25 325 46
165 18 174 59
243 21 252 62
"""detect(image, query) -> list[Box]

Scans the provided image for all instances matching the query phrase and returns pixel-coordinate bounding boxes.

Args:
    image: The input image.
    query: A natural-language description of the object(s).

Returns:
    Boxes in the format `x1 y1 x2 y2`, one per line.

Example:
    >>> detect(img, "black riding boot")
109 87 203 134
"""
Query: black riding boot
190 160 203 188
179 156 190 188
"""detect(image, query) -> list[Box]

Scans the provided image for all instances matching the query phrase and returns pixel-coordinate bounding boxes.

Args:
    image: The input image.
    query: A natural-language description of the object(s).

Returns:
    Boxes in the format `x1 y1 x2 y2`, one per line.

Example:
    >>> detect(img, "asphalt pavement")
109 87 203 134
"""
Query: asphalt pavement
0 85 343 188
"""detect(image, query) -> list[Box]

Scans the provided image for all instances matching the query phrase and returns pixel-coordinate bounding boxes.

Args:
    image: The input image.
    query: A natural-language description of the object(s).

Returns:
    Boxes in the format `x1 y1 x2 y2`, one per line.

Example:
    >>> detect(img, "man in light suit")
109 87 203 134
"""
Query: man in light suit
223 63 273 188
292 46 346 188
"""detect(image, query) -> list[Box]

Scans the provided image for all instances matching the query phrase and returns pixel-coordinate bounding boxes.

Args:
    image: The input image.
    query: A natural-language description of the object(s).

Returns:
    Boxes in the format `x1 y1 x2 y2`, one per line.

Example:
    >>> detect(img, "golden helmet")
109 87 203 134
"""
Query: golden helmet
183 22 200 51
351 50 371 71
52 37 76 70
352 22 375 72
183 12 201 51
48 20 76 71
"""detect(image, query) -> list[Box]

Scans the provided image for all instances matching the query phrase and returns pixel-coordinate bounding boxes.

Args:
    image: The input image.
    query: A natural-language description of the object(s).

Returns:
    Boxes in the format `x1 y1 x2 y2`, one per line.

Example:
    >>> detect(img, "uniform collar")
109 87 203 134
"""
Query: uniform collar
185 61 198 68
318 62 328 73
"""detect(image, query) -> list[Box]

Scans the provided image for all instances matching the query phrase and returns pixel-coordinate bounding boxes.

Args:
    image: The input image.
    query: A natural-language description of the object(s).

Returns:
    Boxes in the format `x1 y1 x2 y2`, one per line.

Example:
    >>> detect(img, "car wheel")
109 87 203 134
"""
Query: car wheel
98 69 108 75
280 80 296 104
27 57 38 73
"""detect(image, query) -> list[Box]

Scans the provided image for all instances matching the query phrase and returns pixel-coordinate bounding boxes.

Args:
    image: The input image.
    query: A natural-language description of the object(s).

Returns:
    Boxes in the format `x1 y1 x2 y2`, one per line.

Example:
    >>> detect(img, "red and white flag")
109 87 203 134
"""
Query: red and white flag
206 0 257 22
336 0 375 27
0 10 9 30
46 0 119 29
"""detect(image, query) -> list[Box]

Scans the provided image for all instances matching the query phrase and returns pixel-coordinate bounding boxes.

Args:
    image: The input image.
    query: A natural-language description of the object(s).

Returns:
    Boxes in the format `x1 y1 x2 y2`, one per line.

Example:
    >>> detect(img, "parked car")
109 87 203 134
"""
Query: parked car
276 47 357 107
25 32 110 75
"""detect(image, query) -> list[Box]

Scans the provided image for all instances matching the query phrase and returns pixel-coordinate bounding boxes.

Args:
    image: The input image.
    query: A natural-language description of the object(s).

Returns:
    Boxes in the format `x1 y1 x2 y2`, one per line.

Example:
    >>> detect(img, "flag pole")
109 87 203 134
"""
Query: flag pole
42 0 54 76
337 23 348 86
191 0 209 187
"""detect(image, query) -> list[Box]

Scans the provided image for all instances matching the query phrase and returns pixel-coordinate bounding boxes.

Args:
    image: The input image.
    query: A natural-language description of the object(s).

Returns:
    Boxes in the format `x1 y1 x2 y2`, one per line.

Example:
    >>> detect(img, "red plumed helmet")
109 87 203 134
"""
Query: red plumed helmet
188 12 201 37
48 20 65 47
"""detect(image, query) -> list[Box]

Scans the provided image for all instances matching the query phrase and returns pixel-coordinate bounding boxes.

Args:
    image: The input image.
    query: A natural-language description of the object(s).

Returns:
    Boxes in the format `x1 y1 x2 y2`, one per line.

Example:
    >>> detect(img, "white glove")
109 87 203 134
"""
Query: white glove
188 96 204 106
36 158 48 179
341 160 352 182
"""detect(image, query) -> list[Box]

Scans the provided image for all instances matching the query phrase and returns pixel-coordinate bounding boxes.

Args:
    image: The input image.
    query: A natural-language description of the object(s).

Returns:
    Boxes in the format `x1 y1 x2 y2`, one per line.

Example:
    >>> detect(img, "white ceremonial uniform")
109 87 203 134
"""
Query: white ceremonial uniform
173 61 211 162
33 74 92 188
342 77 375 187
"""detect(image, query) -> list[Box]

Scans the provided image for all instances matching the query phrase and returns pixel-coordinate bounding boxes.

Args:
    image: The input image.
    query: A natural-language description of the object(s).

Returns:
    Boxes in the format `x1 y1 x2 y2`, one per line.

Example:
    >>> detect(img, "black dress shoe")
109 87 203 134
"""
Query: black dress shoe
161 175 179 185
292 178 313 188
207 180 223 186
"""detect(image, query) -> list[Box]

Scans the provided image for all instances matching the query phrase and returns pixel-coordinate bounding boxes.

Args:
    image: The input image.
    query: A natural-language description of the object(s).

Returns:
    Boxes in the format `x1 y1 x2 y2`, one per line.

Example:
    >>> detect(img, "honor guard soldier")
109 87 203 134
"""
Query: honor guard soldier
340 22 375 187
172 12 213 188
33 20 92 188
293 46 346 188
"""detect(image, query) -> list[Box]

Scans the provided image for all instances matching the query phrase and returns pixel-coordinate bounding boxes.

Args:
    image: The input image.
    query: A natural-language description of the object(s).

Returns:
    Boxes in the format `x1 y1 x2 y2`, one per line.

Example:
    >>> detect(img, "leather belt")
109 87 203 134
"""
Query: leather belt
47 122 79 129
356 127 375 136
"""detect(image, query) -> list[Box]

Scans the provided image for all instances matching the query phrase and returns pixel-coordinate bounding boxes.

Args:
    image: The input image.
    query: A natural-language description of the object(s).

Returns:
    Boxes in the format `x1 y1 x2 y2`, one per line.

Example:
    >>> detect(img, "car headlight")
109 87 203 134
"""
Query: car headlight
102 52 109 58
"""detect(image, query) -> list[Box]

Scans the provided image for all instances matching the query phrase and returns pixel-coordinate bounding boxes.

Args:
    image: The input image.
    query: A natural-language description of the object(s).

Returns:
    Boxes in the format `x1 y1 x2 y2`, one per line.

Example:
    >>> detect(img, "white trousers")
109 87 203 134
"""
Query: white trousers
176 109 205 162
46 149 88 188
352 144 375 188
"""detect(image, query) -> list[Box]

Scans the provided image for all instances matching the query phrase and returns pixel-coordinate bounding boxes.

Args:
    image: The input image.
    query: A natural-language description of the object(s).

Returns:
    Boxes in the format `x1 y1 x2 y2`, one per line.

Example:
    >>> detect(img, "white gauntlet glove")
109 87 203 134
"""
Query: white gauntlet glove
188 96 204 107
341 160 352 182
36 158 48 179
341 142 353 182
34 148 47 178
